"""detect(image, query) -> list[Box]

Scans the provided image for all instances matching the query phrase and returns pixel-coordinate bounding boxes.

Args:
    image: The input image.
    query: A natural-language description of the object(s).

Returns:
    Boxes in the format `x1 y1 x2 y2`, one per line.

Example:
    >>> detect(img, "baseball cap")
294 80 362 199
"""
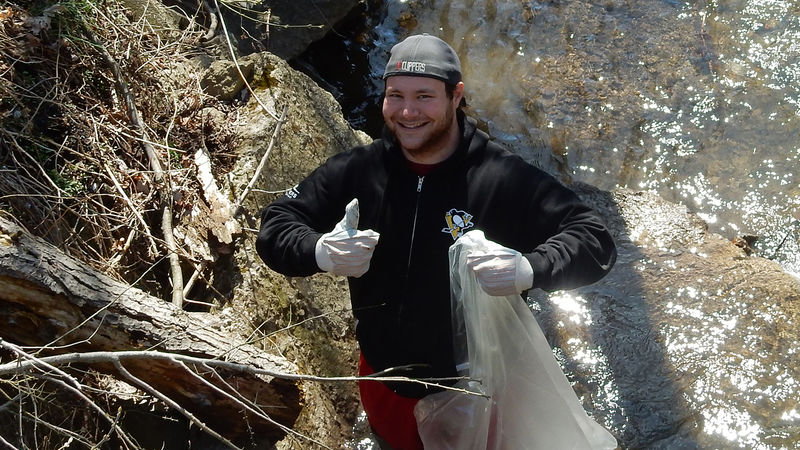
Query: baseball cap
383 34 462 85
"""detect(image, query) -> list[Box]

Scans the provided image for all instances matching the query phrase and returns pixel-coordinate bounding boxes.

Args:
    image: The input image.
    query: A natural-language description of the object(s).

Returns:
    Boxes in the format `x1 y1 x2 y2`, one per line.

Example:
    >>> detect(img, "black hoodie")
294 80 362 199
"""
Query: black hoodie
257 111 617 397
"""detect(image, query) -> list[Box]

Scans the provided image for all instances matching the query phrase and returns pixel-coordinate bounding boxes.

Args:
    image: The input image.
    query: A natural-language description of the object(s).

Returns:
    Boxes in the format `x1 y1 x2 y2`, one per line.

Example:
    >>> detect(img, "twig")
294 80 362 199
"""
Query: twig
180 361 330 449
0 347 483 398
107 228 136 269
1 130 63 195
1 341 138 448
0 433 16 450
234 105 289 213
212 0 281 121
161 203 184 306
182 261 206 297
182 298 217 308
15 414 94 448
111 358 239 450
83 27 184 308
103 163 158 256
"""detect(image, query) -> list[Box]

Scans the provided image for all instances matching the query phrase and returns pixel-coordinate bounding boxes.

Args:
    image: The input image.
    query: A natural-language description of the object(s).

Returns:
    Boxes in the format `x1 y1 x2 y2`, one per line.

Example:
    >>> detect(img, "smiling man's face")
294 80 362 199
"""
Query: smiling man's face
382 75 464 164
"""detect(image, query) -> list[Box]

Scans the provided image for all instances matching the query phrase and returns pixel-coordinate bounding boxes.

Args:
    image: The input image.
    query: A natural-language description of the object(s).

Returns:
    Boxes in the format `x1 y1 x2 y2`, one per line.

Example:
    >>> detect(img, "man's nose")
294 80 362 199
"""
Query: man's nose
401 101 418 117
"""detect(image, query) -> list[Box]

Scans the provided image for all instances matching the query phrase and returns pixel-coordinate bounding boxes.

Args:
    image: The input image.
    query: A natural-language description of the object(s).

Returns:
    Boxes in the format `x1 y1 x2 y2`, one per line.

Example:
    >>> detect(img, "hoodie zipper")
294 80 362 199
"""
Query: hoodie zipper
406 175 425 272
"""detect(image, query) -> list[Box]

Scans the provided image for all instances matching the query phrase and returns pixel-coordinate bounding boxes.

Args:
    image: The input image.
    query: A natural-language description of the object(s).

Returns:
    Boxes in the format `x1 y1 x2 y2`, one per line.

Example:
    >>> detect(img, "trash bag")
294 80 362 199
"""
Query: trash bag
415 230 617 450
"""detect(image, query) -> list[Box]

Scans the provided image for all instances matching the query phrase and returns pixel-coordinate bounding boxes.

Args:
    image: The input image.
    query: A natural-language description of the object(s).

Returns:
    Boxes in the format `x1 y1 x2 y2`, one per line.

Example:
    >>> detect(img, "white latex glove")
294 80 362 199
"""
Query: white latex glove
464 231 534 296
315 198 380 278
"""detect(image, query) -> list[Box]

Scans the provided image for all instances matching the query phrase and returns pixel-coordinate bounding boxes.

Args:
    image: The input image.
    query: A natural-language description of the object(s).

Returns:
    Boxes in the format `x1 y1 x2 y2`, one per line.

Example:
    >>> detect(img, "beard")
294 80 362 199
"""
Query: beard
387 105 457 162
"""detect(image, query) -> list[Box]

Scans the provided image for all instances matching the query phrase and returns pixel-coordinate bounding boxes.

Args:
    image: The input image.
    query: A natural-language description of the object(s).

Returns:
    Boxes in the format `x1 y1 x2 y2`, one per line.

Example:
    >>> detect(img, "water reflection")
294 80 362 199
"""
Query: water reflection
365 0 800 277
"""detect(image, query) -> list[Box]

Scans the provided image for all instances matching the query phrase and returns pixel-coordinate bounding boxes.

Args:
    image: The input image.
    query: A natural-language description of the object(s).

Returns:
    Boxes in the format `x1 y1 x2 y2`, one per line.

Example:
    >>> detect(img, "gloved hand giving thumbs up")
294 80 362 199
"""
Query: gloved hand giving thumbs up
315 199 380 278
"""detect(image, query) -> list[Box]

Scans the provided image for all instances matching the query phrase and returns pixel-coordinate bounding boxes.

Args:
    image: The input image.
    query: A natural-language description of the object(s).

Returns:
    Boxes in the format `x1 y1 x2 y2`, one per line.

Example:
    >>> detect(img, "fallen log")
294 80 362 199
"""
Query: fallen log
0 216 302 446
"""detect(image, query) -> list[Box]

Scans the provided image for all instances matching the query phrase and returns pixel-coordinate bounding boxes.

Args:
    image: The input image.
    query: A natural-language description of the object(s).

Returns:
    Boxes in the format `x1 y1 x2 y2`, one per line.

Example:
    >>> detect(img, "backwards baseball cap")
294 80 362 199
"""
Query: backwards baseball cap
383 34 462 85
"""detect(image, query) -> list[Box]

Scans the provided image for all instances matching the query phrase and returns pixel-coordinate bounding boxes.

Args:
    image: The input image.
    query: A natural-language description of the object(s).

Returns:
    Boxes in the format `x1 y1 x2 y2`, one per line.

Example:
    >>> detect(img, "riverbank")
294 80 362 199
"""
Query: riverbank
2 1 799 448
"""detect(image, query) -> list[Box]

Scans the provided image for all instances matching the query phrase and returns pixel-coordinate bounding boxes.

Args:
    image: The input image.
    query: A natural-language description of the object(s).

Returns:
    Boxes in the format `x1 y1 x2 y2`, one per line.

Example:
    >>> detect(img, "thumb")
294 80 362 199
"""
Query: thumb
332 198 360 234
342 198 359 231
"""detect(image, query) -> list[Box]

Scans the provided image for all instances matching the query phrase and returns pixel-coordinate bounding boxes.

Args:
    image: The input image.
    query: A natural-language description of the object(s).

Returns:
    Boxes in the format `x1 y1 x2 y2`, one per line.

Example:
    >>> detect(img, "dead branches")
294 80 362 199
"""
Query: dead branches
81 24 185 308
0 2 244 306
0 214 477 447
0 215 304 447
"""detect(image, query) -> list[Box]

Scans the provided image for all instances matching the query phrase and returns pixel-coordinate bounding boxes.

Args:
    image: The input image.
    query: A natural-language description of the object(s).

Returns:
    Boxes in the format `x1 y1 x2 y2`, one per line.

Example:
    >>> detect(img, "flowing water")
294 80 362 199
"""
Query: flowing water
296 1 800 448
302 0 800 278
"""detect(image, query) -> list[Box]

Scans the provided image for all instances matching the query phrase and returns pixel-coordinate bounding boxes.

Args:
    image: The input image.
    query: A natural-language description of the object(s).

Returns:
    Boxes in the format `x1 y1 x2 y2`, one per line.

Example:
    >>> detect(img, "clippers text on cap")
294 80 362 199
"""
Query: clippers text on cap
397 61 426 73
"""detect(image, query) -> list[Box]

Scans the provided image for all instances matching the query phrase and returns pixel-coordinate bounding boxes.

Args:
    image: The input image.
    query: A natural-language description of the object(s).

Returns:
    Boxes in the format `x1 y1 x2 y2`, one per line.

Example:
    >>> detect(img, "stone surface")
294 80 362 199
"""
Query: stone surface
260 0 363 60
223 50 369 447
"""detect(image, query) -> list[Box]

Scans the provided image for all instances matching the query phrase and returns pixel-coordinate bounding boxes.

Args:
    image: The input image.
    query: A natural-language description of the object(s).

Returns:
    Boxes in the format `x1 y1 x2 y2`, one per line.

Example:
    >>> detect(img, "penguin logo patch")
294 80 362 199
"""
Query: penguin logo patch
442 208 474 240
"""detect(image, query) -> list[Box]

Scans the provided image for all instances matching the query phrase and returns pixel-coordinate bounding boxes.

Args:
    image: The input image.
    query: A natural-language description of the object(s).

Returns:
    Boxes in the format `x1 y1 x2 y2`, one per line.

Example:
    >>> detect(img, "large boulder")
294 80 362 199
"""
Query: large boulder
223 51 370 447
261 0 363 60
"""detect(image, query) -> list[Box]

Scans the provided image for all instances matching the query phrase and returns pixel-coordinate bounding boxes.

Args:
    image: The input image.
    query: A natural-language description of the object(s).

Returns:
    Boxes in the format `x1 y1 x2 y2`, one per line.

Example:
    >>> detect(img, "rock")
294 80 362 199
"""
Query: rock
227 50 370 217
225 50 369 447
200 58 255 101
118 0 188 41
261 0 363 60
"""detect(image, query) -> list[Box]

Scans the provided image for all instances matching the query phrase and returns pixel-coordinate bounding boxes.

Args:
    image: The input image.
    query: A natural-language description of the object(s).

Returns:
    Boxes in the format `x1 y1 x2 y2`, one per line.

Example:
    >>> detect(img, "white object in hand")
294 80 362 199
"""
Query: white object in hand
464 230 534 296
315 199 380 277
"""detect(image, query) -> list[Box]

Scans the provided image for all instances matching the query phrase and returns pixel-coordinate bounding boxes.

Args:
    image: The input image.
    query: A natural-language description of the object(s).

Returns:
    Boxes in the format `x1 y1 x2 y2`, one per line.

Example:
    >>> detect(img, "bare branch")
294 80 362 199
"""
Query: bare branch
234 105 289 213
180 361 329 449
212 0 281 121
81 26 184 307
0 347 482 398
103 163 158 256
111 358 239 450
1 341 138 448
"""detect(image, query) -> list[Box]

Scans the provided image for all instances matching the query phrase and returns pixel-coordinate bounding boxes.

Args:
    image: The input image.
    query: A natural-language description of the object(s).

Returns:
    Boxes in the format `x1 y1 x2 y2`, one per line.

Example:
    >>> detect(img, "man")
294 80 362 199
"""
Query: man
257 34 617 449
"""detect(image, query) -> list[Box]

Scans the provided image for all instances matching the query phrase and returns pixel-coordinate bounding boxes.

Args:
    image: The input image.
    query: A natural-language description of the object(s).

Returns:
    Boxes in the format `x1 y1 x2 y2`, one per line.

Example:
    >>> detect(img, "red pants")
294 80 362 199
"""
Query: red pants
358 355 424 450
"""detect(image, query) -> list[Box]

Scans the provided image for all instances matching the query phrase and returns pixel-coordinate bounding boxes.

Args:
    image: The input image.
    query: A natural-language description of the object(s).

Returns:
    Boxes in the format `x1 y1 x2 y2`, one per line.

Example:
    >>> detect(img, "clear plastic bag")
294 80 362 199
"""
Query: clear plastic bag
415 230 617 450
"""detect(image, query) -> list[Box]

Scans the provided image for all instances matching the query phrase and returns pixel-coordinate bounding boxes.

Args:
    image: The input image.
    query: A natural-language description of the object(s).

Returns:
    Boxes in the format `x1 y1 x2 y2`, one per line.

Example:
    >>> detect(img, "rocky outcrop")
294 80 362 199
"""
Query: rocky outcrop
216 51 370 447
260 0 363 60
122 0 362 61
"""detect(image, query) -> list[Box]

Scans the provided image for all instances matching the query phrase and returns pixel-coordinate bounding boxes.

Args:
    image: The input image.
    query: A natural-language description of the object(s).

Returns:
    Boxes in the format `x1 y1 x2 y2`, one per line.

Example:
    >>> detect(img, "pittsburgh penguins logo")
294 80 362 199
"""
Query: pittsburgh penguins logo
442 208 474 240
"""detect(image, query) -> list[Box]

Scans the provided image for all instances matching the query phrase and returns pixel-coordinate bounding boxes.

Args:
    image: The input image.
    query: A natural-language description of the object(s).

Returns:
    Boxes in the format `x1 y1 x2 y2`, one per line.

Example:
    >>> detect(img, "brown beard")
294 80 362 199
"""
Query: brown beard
391 105 457 162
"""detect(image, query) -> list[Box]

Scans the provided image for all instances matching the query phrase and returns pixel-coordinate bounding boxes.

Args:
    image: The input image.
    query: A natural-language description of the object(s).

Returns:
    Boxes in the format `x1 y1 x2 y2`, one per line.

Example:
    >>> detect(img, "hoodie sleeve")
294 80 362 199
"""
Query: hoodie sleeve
520 175 617 292
473 148 616 292
256 151 356 277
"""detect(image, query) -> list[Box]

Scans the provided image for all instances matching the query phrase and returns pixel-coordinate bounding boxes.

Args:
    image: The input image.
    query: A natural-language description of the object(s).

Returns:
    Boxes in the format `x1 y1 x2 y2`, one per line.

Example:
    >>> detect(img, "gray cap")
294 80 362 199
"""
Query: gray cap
383 34 462 85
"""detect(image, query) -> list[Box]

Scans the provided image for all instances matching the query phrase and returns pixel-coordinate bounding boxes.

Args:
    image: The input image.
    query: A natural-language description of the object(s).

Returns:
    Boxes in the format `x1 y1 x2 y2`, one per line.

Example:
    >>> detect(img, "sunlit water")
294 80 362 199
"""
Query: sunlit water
322 0 800 278
297 1 800 448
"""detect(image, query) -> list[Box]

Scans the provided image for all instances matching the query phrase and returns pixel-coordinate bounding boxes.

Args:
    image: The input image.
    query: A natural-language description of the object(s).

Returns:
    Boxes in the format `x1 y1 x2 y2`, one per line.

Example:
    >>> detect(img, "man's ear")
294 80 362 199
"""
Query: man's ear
453 81 465 106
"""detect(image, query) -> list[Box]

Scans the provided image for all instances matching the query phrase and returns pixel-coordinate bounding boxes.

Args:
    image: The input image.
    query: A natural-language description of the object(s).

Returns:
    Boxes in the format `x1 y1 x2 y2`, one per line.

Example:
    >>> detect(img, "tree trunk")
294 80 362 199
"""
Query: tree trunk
0 217 302 444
